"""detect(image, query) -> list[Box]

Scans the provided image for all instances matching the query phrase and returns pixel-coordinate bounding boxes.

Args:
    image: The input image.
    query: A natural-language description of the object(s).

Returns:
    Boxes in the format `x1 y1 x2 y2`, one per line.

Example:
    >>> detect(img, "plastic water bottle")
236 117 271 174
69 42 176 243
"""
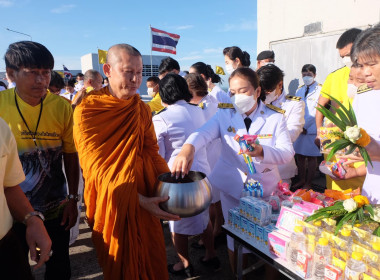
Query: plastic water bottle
338 228 353 251
344 252 366 280
312 238 332 280
287 226 306 268
366 242 380 278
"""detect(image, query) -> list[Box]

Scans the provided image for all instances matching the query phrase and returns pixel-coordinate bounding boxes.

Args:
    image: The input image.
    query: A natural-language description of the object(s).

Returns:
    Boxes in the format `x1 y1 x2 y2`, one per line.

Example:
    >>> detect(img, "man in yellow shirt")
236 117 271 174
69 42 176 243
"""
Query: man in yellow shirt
146 76 164 113
315 28 364 191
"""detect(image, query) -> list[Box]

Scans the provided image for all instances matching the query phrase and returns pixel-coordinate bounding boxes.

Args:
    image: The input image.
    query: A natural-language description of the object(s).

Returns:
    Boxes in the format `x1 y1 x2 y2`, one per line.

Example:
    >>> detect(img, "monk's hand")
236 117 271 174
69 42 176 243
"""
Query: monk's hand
138 194 181 221
244 140 264 159
171 144 195 179
61 200 78 230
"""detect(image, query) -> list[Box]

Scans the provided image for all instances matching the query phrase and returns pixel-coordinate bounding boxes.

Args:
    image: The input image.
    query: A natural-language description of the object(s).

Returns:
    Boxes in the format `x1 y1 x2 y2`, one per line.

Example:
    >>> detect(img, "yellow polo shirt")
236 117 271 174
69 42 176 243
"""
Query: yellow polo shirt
147 93 164 114
321 66 365 191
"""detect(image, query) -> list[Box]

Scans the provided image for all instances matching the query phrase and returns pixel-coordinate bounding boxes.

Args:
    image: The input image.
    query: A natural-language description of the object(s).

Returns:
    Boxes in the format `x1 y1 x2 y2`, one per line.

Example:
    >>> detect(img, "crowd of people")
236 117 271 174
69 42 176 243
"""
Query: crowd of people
0 22 380 280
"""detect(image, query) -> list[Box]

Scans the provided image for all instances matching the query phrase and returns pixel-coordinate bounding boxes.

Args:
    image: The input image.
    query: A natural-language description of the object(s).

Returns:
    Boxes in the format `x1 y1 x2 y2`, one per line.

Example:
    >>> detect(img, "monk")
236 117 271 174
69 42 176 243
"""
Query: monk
73 44 180 280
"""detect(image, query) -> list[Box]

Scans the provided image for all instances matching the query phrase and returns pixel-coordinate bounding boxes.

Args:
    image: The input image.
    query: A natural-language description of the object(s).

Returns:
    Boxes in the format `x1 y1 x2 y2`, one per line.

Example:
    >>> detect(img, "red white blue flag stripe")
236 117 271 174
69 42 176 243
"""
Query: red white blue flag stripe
151 27 180 54
63 65 72 79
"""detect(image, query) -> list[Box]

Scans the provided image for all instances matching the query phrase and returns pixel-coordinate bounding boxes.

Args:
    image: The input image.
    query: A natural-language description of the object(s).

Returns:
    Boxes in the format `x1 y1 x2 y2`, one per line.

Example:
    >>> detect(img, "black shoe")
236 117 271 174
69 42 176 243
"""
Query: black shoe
191 241 205 249
168 264 194 278
199 256 221 271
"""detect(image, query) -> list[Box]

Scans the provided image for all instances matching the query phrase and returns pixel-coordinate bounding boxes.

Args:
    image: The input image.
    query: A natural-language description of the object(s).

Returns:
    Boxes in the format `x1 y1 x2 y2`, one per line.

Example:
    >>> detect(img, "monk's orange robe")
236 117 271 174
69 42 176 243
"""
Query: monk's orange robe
73 87 170 280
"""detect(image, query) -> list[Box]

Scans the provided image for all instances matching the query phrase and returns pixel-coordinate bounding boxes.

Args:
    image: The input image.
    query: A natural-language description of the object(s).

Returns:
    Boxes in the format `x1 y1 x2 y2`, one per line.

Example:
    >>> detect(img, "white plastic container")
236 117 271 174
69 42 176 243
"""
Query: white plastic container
287 226 306 268
312 238 332 280
344 252 366 280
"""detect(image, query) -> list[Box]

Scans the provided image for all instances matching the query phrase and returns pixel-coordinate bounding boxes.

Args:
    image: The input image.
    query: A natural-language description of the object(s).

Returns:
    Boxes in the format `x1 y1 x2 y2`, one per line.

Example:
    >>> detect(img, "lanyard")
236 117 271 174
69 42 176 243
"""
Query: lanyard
14 91 43 148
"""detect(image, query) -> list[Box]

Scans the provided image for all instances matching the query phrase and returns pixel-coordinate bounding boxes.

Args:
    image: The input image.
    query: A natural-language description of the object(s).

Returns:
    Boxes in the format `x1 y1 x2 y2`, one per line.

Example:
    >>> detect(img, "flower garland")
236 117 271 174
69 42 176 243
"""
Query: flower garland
305 195 380 237
317 94 372 166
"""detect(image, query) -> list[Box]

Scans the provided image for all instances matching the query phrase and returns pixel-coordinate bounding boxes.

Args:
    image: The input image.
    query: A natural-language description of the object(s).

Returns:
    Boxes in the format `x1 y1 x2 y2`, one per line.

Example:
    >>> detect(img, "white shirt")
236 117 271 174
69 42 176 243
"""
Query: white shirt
0 118 25 239
60 90 77 101
209 85 230 103
271 91 305 179
352 88 380 204
186 101 294 199
153 100 210 174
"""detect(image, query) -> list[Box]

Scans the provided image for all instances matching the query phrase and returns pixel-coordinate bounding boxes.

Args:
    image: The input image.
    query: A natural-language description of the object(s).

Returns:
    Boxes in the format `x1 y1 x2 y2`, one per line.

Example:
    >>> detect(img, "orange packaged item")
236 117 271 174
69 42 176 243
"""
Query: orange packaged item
324 189 346 201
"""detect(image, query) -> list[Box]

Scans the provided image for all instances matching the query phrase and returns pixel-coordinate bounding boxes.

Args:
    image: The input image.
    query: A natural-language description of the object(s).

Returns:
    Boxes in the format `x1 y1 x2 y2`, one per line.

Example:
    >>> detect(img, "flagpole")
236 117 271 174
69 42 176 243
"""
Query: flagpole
96 47 101 74
149 25 153 76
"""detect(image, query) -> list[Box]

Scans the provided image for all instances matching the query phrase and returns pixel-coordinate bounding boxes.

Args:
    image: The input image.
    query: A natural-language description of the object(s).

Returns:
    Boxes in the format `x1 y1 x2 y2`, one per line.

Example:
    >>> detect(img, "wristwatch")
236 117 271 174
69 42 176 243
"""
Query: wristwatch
23 211 45 224
67 194 81 202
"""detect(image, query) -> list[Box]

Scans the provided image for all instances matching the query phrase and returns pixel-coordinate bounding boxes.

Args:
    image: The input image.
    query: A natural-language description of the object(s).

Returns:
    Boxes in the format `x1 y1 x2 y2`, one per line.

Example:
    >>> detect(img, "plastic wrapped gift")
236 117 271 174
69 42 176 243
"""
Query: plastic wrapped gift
319 159 347 179
242 179 263 198
319 126 344 155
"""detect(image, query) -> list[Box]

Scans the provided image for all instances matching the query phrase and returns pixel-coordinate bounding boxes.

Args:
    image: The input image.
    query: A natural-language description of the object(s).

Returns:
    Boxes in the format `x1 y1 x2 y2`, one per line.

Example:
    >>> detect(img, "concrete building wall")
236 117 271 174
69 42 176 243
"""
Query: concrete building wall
257 0 380 93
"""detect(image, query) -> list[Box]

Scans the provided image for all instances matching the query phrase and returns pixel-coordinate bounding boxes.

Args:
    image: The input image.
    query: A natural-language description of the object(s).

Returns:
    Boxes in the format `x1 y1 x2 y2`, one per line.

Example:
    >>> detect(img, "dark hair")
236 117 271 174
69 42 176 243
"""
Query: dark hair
103 77 109 83
351 26 380 65
67 78 76 88
0 81 7 89
159 57 180 75
301 64 316 75
5 41 54 71
223 46 251 67
229 68 264 101
185 73 208 98
191 62 221 83
147 76 160 84
76 73 84 78
256 64 284 93
159 73 192 105
49 71 65 90
336 28 362 49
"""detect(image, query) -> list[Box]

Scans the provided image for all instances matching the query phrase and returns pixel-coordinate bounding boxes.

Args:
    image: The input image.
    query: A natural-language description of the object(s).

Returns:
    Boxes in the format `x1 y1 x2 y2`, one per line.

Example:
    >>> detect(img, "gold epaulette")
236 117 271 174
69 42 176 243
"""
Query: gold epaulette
153 107 167 116
318 83 323 87
357 84 372 94
266 104 285 114
199 102 205 109
286 95 302 101
218 103 234 109
298 85 305 89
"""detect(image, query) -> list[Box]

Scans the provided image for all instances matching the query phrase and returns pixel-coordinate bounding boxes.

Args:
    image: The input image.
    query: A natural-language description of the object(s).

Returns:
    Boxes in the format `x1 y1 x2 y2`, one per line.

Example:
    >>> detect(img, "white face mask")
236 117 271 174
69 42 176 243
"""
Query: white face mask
225 64 235 75
303 76 314 86
230 94 256 114
264 89 278 104
342 56 353 68
347 83 357 99
147 87 155 97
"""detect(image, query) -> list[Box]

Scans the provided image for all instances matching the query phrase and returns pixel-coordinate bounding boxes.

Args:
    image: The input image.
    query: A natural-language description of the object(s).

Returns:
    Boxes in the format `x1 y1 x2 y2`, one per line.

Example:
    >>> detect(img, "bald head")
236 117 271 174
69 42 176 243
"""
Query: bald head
84 69 103 90
106 44 141 66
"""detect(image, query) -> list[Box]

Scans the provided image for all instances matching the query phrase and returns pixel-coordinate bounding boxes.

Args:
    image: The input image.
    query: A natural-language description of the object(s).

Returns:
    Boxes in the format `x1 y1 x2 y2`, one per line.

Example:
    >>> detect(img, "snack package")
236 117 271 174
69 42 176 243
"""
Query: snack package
319 159 347 179
319 126 343 154
234 134 259 174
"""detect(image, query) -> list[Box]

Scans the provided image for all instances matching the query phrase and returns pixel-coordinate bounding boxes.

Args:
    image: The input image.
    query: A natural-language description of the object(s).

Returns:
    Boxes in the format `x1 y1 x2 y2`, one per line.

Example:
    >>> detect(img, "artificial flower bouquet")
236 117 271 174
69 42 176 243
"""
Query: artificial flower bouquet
305 195 380 237
317 94 372 166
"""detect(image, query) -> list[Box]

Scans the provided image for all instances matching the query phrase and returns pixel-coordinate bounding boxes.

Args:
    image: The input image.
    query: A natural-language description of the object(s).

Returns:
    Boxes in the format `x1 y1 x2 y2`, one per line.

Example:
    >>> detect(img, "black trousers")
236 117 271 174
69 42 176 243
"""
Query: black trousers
0 226 34 280
14 214 71 280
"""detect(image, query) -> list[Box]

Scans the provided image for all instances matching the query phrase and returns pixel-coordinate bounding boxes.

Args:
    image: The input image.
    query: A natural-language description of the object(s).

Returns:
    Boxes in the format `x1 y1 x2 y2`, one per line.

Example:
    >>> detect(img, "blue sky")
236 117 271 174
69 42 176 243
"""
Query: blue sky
0 0 257 74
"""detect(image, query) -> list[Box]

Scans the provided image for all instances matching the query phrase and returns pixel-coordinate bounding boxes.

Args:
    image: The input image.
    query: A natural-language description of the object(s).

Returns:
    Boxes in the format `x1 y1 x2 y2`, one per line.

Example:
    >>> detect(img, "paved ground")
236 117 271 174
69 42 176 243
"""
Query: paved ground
31 172 326 280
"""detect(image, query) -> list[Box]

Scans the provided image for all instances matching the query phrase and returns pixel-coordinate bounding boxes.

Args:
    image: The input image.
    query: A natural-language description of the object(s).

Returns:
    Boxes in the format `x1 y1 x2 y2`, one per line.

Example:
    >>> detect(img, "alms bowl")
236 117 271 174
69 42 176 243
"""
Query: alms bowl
156 171 212 218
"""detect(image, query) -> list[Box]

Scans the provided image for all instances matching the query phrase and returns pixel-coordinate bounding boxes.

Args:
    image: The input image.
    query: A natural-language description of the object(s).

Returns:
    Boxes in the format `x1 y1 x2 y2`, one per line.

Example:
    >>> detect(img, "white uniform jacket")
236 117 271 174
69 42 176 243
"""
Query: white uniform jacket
353 87 380 204
293 82 321 156
209 85 231 103
186 101 294 199
271 91 305 179
153 100 210 175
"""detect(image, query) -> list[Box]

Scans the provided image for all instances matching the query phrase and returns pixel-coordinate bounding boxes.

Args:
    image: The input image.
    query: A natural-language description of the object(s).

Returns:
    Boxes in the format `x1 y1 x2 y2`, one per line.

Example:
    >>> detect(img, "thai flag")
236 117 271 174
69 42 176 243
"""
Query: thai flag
151 27 180 54
63 65 72 79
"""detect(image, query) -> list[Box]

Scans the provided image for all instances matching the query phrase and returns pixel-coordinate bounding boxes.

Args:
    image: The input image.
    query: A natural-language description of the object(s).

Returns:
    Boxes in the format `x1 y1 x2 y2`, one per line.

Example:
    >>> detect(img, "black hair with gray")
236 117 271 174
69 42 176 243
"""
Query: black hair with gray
5 41 54 71
351 25 380 65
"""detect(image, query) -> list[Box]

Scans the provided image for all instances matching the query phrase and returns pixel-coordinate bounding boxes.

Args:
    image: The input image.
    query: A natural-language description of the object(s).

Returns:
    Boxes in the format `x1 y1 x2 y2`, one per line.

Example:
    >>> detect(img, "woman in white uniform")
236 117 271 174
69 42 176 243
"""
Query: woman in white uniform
171 68 294 270
152 74 218 277
257 64 305 185
293 64 321 189
189 62 230 103
185 73 225 249
223 46 251 75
